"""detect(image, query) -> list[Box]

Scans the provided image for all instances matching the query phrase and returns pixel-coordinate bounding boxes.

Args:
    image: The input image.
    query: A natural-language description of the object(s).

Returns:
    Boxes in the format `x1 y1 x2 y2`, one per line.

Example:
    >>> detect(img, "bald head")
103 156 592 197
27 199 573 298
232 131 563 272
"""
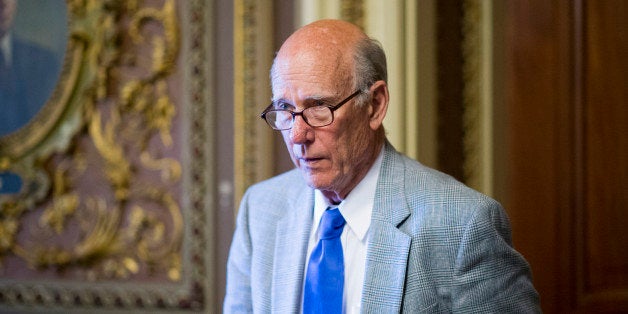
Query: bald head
280 19 367 54
271 19 387 99
271 20 370 93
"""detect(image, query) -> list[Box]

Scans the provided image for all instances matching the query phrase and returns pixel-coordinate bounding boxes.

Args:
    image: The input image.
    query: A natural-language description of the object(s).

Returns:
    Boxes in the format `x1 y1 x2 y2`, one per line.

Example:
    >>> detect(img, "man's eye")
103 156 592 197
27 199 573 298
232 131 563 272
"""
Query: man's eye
313 100 327 107
275 102 293 110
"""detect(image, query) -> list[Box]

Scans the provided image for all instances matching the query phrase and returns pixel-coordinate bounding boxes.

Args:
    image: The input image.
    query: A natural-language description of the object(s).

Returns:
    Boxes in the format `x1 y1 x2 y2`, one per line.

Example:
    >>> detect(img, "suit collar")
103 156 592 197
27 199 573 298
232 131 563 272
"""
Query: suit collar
271 184 314 312
268 144 412 312
361 142 412 312
372 142 410 225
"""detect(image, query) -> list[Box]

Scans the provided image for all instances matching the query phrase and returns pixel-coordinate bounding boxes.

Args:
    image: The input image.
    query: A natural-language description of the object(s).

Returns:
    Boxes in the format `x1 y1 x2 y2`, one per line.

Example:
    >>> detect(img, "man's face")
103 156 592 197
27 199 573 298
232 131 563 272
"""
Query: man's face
0 0 17 38
271 48 375 198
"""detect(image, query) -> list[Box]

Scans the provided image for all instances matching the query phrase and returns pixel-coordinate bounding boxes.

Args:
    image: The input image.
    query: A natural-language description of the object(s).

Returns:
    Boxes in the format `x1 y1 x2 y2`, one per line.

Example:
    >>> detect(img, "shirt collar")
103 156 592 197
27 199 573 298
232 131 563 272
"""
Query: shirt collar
313 146 384 241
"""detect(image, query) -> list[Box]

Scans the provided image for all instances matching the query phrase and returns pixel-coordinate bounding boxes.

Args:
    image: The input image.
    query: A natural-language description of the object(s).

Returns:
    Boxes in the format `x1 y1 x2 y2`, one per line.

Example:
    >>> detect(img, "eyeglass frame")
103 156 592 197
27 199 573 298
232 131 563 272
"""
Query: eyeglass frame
260 89 363 130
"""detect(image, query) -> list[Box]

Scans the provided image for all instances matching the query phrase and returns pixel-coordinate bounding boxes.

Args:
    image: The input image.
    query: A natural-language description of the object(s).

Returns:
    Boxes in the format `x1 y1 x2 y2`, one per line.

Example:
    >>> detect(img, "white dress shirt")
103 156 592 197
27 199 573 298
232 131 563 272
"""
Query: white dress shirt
305 147 384 314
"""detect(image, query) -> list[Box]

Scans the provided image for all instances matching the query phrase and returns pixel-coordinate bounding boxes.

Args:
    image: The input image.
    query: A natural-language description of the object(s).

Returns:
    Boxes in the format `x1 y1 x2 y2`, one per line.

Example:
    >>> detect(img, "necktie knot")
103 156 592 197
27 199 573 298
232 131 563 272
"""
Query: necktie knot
319 208 345 239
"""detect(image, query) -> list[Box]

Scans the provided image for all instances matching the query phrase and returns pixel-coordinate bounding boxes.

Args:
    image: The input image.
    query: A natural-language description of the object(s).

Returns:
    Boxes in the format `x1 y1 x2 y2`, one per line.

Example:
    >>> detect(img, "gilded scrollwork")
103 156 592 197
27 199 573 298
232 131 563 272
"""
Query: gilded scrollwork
39 161 79 234
0 0 197 311
0 0 182 276
0 0 219 310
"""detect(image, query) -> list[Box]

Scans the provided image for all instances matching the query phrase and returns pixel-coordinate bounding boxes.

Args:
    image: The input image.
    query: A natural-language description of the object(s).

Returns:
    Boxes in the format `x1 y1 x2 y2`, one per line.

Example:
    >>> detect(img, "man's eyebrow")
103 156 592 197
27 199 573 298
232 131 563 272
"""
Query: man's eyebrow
301 97 336 108
272 95 336 107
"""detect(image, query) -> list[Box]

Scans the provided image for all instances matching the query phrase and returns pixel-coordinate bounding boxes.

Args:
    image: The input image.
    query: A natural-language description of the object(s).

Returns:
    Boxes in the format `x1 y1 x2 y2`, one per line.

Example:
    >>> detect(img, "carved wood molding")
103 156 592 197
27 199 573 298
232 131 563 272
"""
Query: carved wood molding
233 0 274 207
462 0 493 195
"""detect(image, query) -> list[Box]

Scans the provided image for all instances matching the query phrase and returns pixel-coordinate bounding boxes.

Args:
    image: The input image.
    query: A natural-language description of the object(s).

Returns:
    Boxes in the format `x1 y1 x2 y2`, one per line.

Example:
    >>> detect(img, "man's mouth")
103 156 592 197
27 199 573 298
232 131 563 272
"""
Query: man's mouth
299 156 324 164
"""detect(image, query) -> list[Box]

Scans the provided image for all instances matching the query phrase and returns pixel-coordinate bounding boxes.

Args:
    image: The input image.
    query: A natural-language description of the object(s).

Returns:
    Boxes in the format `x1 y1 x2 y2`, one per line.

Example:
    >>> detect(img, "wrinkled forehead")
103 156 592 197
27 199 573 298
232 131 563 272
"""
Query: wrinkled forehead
271 51 352 98
270 20 366 96
272 41 354 95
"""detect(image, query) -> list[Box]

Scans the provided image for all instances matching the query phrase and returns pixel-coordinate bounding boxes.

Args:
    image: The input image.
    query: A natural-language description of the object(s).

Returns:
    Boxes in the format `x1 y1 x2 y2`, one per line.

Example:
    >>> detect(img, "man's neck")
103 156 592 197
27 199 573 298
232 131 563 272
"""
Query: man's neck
321 137 386 204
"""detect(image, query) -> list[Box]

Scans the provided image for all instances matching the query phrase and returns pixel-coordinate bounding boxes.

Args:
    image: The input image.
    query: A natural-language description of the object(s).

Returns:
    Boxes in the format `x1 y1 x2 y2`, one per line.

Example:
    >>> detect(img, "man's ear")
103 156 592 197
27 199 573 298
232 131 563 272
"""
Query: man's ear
368 80 389 130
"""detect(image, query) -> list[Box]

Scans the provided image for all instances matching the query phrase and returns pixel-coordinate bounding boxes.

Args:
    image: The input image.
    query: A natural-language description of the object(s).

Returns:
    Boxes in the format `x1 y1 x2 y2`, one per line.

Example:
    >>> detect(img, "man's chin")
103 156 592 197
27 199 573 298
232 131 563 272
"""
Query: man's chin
301 174 332 191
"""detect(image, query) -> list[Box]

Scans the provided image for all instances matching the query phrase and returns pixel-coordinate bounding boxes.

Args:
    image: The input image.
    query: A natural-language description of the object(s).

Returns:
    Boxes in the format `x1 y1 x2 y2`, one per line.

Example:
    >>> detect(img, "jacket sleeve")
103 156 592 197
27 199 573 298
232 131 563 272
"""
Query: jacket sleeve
223 190 254 313
451 200 541 313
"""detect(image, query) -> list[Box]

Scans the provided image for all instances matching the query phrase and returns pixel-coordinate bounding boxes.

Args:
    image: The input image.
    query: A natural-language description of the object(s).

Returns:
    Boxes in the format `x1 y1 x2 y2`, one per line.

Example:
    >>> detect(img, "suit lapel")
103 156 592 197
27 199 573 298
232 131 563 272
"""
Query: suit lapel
362 143 412 312
271 187 314 312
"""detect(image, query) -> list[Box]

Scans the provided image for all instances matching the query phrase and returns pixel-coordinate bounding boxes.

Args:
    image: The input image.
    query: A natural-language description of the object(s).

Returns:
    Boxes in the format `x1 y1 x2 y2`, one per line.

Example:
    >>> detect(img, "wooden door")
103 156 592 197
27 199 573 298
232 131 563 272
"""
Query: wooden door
494 0 628 312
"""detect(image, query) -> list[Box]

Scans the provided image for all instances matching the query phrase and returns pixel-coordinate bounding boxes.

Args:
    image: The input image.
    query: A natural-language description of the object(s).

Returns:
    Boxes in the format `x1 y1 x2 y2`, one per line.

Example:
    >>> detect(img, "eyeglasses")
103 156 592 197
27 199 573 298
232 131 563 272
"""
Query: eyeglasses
260 89 362 130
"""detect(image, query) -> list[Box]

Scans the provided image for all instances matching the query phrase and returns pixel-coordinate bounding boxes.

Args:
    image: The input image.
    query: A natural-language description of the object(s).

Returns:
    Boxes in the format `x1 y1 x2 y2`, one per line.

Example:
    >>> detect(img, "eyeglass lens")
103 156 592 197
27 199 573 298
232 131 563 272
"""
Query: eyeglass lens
266 106 333 130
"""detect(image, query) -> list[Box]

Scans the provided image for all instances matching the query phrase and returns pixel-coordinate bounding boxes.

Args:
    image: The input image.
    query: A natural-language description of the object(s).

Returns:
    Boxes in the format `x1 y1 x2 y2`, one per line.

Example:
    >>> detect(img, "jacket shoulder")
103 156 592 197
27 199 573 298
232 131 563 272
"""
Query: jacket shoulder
379 148 504 229
400 153 498 207
246 168 305 196
238 169 308 216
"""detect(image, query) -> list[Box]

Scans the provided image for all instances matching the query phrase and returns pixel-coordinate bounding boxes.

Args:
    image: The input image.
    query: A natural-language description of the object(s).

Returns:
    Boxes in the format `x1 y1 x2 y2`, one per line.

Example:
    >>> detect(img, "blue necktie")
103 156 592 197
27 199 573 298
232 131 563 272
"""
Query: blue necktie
303 208 346 314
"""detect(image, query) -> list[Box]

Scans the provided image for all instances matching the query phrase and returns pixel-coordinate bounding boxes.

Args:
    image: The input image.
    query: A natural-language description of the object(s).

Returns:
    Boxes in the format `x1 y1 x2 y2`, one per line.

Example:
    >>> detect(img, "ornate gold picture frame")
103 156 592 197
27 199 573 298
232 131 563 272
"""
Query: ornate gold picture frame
0 0 215 312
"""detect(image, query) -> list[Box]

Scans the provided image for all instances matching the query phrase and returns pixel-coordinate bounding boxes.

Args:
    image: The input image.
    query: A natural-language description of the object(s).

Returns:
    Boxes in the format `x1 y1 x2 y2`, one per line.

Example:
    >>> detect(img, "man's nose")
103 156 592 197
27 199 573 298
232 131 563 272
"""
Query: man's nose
289 115 312 143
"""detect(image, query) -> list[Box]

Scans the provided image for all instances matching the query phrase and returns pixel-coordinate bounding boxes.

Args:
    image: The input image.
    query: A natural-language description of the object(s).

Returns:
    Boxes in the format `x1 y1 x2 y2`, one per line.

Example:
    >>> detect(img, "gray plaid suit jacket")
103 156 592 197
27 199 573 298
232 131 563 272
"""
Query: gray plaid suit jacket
224 143 540 313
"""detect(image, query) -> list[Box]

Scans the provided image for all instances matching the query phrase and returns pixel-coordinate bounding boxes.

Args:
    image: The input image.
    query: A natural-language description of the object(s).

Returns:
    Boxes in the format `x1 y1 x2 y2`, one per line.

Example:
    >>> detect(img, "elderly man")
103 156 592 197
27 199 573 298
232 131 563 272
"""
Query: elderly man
224 19 540 313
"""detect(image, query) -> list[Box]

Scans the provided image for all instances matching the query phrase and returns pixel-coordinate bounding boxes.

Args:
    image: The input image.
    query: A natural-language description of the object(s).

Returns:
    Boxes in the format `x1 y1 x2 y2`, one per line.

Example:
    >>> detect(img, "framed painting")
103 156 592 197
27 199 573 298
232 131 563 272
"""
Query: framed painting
0 0 217 312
